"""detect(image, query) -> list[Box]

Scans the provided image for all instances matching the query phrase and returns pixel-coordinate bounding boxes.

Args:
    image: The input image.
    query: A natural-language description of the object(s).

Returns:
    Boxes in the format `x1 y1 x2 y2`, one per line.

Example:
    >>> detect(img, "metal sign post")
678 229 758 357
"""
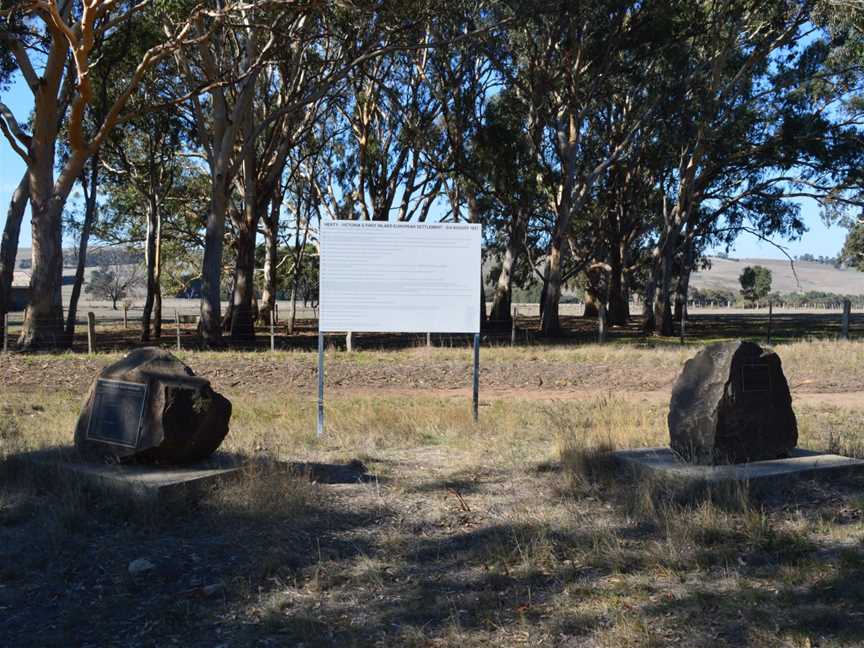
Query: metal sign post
317 332 325 437
472 333 480 423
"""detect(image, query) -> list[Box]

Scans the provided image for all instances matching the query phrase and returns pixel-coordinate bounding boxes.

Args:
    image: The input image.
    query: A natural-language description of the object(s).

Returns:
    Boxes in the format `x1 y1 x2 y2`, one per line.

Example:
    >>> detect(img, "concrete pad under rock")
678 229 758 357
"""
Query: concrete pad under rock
9 448 245 503
613 447 864 484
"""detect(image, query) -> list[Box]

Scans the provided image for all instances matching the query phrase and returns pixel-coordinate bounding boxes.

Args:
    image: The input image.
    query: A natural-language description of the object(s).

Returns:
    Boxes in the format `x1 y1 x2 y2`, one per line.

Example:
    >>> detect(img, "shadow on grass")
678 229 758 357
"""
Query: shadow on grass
4 442 864 646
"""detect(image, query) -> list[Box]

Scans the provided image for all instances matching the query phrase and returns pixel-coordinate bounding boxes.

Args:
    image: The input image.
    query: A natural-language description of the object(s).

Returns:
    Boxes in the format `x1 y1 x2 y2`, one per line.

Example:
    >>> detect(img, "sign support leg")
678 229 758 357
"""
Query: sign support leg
472 333 480 423
317 332 325 437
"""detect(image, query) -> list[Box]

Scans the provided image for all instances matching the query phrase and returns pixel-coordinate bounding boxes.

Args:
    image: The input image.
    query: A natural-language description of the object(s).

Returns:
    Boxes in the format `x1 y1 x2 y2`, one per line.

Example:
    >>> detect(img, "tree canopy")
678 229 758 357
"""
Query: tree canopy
1 0 863 347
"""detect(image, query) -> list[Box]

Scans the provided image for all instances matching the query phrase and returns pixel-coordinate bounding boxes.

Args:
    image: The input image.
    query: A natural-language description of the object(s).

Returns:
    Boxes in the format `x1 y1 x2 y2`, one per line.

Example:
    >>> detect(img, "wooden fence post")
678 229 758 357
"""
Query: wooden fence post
767 300 773 346
426 332 431 348
842 299 851 340
598 303 607 344
87 312 96 354
270 310 276 352
346 331 353 352
175 310 181 351
123 304 128 329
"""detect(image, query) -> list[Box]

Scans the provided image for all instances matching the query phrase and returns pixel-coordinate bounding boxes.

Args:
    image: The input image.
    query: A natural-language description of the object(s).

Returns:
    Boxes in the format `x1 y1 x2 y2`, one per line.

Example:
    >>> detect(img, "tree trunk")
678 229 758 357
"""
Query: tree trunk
20 195 66 350
607 244 629 325
489 215 524 324
0 174 29 350
652 243 676 336
231 137 258 342
288 283 297 335
673 240 694 323
65 158 99 345
200 180 228 346
583 291 599 319
259 196 280 326
541 241 564 336
141 195 160 342
153 207 163 339
641 272 656 333
539 261 549 319
230 220 257 341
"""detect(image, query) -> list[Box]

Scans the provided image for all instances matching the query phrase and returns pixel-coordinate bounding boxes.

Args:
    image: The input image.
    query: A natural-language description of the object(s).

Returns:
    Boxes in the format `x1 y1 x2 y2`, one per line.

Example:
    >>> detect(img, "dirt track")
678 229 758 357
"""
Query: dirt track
2 352 863 408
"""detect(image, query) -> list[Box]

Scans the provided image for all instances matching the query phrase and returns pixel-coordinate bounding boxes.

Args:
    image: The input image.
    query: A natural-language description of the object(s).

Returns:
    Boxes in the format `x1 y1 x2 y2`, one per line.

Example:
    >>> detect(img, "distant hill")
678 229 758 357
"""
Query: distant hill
13 247 142 271
692 257 864 295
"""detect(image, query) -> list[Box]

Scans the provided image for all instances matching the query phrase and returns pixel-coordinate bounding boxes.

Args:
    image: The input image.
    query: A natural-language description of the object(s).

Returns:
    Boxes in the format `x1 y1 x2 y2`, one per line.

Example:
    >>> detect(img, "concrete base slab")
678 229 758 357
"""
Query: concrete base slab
8 448 245 503
613 447 864 484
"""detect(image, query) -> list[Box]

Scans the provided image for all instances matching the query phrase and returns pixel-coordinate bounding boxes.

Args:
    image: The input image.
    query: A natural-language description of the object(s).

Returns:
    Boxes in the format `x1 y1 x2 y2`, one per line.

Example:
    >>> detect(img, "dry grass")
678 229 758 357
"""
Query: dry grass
3 340 864 645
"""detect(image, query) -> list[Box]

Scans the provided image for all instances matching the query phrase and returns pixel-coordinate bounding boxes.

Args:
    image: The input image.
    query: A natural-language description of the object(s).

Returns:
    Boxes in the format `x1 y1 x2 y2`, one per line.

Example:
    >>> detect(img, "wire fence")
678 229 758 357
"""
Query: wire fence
0 299 860 354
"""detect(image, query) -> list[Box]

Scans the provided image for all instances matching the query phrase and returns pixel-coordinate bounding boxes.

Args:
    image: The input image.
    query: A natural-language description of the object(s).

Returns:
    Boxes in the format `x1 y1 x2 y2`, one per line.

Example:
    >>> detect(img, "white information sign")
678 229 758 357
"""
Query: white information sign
319 220 481 333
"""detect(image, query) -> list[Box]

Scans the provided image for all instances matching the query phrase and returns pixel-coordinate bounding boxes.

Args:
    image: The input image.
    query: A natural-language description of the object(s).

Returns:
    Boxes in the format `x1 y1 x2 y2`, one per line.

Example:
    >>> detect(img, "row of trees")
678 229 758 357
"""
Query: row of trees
1 0 863 349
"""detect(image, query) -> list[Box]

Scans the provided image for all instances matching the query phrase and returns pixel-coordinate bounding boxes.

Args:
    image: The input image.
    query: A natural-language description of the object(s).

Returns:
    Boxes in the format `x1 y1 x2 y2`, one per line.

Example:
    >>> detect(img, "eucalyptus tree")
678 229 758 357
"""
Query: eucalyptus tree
640 1 816 335
226 17 328 340
101 101 185 341
170 0 282 345
0 37 28 349
473 90 547 323
331 42 441 222
0 0 202 349
493 0 673 336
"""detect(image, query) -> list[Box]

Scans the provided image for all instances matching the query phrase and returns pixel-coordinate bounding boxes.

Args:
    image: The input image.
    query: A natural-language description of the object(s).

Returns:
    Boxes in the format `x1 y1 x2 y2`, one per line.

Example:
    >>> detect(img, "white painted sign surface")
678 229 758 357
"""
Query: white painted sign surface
319 220 481 333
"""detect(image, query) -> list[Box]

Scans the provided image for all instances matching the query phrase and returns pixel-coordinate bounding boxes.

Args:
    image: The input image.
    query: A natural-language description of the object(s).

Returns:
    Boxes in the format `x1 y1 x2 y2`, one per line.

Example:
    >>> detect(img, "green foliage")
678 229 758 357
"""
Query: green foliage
841 222 864 271
739 266 773 303
690 288 738 306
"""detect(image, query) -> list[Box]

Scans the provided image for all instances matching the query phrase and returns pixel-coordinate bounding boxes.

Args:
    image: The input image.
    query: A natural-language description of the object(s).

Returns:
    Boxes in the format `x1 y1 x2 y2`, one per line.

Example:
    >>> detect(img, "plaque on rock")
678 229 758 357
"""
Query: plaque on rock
86 379 148 448
75 348 231 465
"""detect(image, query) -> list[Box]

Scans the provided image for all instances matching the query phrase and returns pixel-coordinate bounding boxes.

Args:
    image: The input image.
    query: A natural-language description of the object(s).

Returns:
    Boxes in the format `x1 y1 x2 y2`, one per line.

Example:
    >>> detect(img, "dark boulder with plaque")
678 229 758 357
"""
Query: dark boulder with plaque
75 348 232 464
668 340 797 465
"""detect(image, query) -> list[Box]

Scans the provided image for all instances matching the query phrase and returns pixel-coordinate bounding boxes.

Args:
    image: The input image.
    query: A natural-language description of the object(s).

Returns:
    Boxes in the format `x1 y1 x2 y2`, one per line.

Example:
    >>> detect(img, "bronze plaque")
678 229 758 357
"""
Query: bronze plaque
86 379 147 448
741 364 771 393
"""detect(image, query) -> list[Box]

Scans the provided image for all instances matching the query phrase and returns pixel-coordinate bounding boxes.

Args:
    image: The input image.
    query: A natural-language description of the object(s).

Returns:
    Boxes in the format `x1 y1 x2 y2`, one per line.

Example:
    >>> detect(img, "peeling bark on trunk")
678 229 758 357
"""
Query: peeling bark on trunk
259 195 280 326
489 248 516 324
0 174 29 350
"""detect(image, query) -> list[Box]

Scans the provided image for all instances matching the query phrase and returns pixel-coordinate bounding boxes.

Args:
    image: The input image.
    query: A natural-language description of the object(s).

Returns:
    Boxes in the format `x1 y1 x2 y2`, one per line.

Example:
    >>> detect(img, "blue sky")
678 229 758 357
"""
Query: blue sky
0 73 850 259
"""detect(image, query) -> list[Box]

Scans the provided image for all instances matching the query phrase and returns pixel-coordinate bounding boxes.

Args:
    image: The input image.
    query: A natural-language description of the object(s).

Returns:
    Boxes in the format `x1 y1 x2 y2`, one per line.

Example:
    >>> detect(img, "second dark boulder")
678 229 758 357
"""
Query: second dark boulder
668 340 797 465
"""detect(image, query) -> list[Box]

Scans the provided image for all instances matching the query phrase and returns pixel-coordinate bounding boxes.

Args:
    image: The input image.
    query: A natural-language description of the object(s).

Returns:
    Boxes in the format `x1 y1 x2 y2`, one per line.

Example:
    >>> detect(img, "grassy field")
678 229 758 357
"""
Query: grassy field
2 339 864 646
